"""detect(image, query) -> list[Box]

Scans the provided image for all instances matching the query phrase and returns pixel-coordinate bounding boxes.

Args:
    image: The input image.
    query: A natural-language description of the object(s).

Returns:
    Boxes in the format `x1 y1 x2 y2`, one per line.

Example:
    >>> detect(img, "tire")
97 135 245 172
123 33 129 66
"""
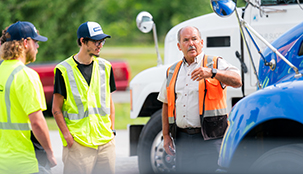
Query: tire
249 143 303 173
137 110 176 174
137 110 162 174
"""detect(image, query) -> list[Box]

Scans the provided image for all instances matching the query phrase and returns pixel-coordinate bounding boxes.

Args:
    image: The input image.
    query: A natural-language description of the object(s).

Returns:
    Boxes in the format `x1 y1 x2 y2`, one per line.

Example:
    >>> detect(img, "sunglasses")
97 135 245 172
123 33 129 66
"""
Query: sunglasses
89 39 106 47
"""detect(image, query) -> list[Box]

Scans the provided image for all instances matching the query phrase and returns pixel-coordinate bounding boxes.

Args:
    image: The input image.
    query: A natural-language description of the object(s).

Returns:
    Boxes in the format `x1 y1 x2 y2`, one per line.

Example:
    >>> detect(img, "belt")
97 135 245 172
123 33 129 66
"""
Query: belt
178 127 201 135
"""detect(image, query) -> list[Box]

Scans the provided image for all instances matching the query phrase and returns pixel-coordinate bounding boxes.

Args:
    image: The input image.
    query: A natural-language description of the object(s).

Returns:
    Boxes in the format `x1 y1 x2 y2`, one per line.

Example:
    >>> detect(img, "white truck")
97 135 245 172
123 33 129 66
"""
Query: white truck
129 0 303 173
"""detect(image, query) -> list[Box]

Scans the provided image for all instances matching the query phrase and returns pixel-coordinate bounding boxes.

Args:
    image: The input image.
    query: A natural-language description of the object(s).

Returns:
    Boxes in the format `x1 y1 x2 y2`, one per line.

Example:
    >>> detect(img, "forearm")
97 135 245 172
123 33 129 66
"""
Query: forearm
161 103 175 155
52 110 71 139
29 110 54 155
215 70 242 88
52 93 73 141
110 94 115 130
162 103 170 138
191 67 242 88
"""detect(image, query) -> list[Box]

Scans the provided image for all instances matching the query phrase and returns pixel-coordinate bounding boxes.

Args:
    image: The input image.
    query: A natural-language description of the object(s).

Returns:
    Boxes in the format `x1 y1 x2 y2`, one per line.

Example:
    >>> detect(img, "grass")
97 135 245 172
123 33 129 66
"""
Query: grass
101 45 164 79
45 46 161 130
113 103 149 130
45 117 58 131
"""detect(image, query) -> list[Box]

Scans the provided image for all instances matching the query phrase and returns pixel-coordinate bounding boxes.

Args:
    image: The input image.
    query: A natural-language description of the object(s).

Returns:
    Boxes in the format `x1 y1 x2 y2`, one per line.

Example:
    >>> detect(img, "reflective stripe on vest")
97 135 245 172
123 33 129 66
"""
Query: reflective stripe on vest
0 64 30 130
166 55 227 124
59 58 110 120
97 59 110 115
166 61 182 124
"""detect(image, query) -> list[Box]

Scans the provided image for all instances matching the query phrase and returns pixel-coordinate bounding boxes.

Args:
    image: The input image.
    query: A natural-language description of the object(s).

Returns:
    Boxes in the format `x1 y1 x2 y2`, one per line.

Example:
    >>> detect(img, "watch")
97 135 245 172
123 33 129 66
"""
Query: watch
112 129 116 136
211 68 217 79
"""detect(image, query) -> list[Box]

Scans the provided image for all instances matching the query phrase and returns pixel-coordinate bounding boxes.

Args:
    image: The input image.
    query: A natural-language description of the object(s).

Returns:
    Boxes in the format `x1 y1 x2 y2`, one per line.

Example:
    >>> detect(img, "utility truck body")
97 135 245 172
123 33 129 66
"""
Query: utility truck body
130 1 303 173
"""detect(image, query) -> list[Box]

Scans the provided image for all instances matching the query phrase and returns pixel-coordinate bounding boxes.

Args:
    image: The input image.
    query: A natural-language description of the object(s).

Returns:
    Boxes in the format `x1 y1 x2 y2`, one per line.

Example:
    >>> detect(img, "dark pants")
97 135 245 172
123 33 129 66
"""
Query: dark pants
31 131 52 174
175 130 222 174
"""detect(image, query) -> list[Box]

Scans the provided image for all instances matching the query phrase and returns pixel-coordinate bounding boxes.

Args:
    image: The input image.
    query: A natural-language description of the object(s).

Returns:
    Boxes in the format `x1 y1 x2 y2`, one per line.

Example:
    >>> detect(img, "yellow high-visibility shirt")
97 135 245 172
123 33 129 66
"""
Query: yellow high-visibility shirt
0 60 46 174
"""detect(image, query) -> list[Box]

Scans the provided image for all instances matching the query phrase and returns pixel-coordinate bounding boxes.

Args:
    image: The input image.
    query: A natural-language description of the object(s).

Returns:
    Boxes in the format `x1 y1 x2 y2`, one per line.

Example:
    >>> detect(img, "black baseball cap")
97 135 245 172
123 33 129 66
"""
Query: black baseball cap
6 21 48 42
77 21 111 40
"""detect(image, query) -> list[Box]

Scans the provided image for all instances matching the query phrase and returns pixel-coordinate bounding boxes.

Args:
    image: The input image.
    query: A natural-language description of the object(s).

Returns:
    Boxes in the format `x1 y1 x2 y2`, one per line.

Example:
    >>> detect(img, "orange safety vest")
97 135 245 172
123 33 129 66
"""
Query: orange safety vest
166 55 228 140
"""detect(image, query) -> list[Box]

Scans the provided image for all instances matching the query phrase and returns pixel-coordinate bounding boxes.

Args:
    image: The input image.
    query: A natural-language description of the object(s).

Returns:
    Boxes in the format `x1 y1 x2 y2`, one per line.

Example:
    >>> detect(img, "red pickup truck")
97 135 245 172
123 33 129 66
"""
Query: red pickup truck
28 60 130 113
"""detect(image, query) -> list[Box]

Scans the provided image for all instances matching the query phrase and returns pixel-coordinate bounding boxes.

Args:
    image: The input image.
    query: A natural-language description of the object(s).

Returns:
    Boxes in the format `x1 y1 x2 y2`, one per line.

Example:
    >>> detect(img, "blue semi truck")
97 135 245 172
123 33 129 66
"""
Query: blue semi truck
213 0 303 173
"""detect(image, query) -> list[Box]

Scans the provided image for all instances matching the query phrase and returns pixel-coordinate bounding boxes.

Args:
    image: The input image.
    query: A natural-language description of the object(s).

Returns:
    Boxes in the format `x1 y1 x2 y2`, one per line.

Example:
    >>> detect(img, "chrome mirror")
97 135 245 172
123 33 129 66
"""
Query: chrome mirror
136 11 162 65
210 0 236 17
136 11 154 33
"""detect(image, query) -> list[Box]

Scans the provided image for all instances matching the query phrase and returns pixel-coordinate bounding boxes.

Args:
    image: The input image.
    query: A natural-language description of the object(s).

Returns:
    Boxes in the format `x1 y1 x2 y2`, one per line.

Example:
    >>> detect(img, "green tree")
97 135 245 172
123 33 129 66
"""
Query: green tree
0 0 246 62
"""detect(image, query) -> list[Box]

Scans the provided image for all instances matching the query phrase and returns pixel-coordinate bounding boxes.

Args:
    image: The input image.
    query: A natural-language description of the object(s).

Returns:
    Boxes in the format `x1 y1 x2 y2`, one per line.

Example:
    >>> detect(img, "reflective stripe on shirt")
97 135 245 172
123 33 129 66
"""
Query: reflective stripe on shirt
0 64 30 130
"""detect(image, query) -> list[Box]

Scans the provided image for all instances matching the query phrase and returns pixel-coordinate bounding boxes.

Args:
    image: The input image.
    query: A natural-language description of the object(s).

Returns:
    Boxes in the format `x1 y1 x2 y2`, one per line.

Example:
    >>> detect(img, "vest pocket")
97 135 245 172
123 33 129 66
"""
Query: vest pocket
205 79 222 100
201 115 228 140
169 123 177 139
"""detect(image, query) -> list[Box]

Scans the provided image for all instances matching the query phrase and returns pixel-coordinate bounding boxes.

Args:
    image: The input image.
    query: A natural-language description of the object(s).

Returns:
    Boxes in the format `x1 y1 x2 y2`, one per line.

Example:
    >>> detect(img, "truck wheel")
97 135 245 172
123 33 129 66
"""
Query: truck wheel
249 143 303 173
137 110 176 174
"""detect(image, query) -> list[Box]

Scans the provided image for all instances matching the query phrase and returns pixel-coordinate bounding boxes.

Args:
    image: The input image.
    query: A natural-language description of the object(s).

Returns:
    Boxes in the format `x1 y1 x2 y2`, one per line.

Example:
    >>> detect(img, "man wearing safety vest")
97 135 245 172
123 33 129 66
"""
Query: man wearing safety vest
158 26 242 173
0 21 57 173
52 21 116 174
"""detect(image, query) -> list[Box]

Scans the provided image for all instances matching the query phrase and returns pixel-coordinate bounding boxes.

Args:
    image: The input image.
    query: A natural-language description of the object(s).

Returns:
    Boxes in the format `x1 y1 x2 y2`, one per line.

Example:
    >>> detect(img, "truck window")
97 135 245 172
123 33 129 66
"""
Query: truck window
207 36 230 47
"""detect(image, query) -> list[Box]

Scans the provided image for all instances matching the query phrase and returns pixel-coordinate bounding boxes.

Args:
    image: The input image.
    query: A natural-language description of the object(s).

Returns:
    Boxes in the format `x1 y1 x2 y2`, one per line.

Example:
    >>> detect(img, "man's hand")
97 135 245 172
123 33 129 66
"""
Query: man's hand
163 135 175 156
64 133 74 149
191 67 212 81
46 151 57 168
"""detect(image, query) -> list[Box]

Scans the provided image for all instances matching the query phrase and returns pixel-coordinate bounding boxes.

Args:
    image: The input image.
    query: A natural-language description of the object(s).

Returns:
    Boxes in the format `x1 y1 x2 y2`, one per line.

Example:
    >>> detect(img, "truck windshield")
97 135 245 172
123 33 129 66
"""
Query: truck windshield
262 0 303 5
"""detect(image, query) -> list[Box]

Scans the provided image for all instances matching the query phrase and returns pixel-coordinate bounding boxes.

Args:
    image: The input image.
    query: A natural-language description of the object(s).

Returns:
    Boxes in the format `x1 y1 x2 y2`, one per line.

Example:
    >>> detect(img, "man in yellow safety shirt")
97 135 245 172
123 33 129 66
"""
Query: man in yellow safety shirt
158 26 242 173
0 21 57 174
52 21 116 174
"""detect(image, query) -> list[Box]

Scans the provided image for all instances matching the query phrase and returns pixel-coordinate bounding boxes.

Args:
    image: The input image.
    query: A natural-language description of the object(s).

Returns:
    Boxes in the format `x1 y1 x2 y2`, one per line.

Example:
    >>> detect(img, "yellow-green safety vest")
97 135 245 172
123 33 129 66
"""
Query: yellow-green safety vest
0 60 46 174
55 56 113 149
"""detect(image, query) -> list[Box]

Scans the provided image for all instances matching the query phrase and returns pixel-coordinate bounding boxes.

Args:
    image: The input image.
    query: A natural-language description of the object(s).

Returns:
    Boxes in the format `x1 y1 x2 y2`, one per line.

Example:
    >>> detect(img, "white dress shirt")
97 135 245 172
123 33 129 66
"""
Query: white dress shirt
157 53 240 128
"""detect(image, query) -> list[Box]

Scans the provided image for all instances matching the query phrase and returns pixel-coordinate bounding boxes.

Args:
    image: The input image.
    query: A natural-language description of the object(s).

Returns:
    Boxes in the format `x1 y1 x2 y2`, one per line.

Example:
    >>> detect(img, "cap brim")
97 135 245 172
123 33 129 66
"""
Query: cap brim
33 35 48 42
91 34 111 40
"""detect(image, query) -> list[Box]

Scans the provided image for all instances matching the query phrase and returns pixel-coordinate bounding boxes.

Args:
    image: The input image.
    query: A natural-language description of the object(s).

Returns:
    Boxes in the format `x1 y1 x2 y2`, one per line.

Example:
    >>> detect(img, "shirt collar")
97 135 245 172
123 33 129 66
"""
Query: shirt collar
183 52 204 66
